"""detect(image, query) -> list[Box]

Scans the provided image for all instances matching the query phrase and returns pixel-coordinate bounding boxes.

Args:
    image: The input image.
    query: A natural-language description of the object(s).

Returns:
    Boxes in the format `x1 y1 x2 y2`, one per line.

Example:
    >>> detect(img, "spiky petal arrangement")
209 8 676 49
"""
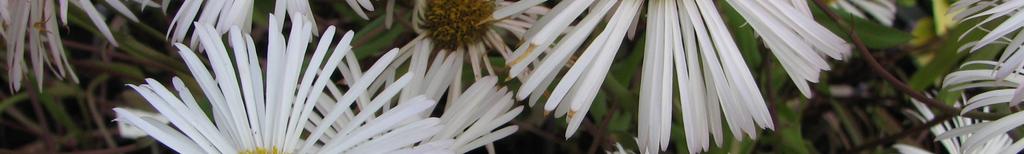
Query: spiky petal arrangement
936 61 1024 153
311 53 525 153
383 47 525 153
832 0 897 26
892 96 1014 154
508 0 851 153
940 1 1024 152
116 14 449 153
399 0 547 81
950 0 1024 105
1 0 156 91
422 76 522 153
166 0 317 46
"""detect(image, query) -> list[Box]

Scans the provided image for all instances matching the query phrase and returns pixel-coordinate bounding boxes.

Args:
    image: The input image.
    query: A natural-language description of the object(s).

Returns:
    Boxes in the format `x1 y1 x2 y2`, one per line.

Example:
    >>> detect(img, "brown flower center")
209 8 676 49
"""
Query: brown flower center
423 0 495 50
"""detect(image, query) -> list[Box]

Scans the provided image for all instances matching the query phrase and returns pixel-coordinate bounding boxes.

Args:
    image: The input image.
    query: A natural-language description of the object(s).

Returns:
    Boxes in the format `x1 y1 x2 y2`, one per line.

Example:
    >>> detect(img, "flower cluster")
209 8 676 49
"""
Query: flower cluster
8 0 1019 153
920 1 1024 153
2 0 156 91
116 14 521 153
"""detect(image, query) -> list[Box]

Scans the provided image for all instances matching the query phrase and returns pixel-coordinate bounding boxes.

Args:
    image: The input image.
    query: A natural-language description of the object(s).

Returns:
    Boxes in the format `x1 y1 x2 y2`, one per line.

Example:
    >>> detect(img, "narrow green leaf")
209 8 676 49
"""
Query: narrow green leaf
353 13 409 59
813 7 913 49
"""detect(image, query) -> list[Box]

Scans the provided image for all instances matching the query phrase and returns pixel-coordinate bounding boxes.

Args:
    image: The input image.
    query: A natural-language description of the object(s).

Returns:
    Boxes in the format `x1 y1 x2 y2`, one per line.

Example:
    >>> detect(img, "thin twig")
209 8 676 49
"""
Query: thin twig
63 40 176 72
85 75 118 150
2 109 47 136
24 79 56 153
511 120 567 144
760 43 781 128
809 0 1005 122
582 120 602 154
848 113 956 152
586 103 618 154
808 0 1003 151
810 0 955 115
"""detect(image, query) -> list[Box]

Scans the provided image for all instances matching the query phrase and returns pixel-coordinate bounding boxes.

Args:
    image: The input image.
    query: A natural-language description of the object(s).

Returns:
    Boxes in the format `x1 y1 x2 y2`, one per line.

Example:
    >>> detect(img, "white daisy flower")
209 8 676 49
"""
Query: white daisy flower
508 0 851 153
116 108 169 139
341 0 380 20
374 46 524 153
832 0 898 26
950 0 1024 82
892 112 1011 152
395 1 546 149
164 0 399 45
116 14 446 153
946 1 1024 151
166 0 316 45
891 97 1014 154
391 0 547 82
421 76 522 153
1 0 156 91
314 50 524 153
937 61 1024 153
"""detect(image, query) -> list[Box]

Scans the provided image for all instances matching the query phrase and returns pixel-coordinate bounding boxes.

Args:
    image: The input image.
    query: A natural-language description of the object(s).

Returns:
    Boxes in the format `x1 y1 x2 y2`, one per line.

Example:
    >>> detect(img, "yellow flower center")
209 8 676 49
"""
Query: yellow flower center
240 147 280 154
423 0 495 50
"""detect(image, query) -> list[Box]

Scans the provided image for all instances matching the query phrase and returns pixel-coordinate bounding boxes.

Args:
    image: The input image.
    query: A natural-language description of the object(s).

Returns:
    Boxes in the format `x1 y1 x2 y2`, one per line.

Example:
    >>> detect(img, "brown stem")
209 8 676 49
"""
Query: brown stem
760 43 781 128
85 76 118 149
809 0 1009 121
809 0 1007 151
511 120 569 145
586 103 618 154
3 109 48 136
809 0 958 116
24 79 56 153
63 40 176 72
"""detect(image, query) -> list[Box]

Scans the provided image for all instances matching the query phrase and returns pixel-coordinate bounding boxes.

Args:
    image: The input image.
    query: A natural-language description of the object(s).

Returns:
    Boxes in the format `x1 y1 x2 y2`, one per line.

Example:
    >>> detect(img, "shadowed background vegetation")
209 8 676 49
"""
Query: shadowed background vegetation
0 0 998 153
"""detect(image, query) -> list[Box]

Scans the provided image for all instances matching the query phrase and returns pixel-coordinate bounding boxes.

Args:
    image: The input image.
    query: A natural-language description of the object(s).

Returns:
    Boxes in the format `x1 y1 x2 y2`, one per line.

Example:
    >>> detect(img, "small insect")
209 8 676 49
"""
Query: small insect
32 1 54 34
33 16 53 34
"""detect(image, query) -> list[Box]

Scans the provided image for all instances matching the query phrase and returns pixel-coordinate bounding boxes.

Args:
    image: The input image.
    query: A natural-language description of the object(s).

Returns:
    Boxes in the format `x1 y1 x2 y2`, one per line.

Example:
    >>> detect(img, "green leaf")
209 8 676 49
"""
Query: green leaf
813 7 913 49
591 94 608 122
0 93 29 115
29 77 83 137
353 13 409 59
671 124 690 154
774 99 813 154
608 112 631 133
933 0 953 35
609 36 644 86
77 61 147 81
907 44 966 91
909 16 1003 91
898 0 917 6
